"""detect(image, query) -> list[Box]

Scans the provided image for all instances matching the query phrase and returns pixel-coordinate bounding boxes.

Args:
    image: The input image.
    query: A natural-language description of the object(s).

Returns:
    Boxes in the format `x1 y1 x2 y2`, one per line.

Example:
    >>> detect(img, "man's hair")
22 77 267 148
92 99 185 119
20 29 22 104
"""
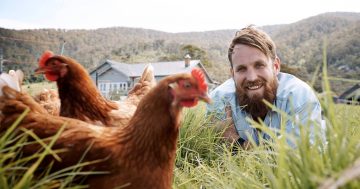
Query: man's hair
228 25 277 68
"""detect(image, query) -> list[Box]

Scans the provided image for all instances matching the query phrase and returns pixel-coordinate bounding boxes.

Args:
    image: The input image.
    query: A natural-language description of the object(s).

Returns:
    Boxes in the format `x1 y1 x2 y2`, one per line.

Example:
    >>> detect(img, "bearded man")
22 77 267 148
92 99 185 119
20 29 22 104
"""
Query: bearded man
207 26 325 148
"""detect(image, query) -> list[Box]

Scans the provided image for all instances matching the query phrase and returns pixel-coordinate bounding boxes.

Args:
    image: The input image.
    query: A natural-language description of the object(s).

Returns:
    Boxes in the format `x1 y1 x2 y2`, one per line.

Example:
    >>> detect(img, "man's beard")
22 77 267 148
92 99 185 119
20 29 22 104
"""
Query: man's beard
236 76 278 120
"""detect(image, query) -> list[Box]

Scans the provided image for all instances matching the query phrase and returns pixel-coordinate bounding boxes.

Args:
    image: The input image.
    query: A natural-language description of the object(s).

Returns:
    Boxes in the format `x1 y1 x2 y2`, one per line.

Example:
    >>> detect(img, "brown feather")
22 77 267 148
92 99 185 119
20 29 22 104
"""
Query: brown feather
50 55 118 125
33 89 60 116
39 55 156 127
0 71 209 189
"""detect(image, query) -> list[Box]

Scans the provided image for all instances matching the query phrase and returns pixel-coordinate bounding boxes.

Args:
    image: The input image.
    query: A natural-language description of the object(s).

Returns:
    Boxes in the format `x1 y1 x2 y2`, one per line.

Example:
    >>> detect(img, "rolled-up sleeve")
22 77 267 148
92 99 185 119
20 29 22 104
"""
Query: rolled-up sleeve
286 94 326 146
207 91 227 121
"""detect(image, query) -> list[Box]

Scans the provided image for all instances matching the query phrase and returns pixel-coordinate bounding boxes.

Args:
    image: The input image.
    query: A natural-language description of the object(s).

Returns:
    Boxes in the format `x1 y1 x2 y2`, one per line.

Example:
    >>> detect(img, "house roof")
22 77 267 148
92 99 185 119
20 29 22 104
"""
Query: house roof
91 59 215 83
339 83 360 100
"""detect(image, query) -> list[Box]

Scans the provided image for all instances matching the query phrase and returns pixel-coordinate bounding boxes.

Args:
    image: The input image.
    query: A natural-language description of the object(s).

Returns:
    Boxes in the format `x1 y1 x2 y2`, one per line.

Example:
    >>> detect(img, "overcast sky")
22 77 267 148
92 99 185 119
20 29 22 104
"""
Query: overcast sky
0 0 359 33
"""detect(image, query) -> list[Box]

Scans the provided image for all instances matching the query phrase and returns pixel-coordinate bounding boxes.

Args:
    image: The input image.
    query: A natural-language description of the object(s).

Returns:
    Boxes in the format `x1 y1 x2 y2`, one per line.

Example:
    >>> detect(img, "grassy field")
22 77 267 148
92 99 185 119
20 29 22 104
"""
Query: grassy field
1 67 360 188
1 101 359 188
173 103 360 189
22 81 57 96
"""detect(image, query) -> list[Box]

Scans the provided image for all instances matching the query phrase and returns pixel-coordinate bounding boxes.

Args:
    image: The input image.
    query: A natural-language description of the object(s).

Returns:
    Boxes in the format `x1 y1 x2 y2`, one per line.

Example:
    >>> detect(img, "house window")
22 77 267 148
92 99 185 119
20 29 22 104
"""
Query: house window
120 82 127 90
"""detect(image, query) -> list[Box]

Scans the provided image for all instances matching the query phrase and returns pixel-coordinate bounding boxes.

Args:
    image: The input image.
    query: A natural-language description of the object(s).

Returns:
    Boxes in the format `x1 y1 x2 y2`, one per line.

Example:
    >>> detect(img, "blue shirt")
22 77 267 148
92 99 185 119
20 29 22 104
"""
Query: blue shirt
207 72 325 147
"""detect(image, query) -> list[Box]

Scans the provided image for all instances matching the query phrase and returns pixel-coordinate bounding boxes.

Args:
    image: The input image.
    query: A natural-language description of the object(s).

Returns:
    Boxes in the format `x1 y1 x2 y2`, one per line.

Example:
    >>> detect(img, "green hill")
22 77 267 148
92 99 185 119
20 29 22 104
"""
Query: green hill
1 12 359 94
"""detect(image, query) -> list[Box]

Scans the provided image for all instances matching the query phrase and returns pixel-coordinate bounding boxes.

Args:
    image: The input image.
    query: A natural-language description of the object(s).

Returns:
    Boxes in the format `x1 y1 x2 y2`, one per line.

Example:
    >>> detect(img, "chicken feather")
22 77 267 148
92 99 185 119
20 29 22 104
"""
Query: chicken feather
35 51 156 127
0 69 210 189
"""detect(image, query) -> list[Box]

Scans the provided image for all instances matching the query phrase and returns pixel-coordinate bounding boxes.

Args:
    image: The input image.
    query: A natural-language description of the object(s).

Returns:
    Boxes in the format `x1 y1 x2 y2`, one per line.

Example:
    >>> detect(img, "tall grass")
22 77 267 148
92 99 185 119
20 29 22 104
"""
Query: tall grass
4 101 358 188
174 102 359 189
1 66 359 188
0 109 104 189
173 52 360 188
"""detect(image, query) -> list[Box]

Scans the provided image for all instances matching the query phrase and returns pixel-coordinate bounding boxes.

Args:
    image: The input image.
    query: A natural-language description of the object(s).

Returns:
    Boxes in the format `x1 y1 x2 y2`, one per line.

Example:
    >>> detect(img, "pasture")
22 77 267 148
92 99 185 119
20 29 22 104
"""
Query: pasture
1 73 360 188
1 101 359 188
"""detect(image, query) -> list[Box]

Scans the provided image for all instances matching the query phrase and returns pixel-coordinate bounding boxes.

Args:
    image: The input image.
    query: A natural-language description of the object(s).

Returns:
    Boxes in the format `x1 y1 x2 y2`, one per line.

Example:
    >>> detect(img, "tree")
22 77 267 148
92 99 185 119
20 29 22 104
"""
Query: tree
181 44 212 67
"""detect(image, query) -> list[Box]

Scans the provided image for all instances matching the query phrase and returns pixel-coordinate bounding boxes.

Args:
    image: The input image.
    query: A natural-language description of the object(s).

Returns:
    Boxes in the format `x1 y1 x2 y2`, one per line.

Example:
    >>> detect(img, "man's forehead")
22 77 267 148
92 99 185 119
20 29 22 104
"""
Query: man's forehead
232 45 271 64
232 44 264 55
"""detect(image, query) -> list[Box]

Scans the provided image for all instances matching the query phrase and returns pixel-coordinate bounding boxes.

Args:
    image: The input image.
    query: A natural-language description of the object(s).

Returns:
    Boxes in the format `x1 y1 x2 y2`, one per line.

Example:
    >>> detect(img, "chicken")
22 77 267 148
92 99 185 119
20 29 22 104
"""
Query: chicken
108 63 156 127
34 51 156 126
0 73 48 121
33 88 60 116
0 68 211 189
8 69 61 116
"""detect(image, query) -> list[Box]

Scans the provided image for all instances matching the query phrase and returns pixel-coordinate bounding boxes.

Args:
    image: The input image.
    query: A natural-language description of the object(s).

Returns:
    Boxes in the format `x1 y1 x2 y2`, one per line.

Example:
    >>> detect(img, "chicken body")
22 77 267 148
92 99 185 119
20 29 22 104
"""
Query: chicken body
35 51 156 127
0 69 210 189
33 89 60 116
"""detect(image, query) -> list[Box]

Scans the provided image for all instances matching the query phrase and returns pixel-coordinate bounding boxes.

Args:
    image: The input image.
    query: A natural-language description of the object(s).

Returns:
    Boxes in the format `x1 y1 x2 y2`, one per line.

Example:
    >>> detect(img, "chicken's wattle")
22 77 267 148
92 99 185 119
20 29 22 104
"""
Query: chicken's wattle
180 98 198 107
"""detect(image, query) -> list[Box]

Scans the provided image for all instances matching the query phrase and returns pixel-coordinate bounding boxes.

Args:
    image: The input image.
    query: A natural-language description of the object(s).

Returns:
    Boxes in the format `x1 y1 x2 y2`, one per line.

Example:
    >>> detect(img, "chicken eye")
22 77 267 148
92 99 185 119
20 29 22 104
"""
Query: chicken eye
183 81 192 89
47 60 56 66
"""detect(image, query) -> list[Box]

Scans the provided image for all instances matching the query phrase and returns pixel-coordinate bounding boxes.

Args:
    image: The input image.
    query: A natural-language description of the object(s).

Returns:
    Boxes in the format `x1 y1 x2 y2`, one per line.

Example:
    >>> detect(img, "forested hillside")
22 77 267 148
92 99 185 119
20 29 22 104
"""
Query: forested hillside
0 12 359 94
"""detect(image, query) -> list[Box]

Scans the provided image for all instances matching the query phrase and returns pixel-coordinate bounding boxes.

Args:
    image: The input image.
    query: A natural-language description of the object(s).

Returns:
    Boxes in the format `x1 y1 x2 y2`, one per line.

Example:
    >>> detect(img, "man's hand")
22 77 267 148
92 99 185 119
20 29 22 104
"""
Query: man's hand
221 106 252 151
221 106 240 143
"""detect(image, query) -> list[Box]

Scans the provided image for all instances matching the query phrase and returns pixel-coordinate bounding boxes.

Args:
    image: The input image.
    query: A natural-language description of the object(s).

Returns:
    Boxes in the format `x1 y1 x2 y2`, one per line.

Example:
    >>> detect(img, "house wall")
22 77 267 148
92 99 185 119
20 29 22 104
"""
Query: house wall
96 69 129 98
90 61 217 99
90 63 112 81
146 65 217 91
99 69 128 81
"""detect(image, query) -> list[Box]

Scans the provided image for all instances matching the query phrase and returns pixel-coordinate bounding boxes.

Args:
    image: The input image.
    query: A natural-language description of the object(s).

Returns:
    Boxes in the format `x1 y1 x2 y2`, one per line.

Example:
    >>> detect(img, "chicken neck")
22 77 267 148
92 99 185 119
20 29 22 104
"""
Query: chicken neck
57 61 117 125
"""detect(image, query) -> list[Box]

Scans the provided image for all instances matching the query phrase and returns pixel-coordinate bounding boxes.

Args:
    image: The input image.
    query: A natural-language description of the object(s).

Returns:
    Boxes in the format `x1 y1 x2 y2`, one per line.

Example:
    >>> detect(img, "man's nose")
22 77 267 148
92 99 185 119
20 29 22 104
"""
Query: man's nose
245 69 257 81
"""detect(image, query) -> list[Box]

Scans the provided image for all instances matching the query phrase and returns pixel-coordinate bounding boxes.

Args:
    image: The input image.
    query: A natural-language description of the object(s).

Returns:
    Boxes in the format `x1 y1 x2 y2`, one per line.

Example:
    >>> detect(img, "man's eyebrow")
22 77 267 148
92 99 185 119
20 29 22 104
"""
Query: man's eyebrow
235 64 246 69
254 60 266 65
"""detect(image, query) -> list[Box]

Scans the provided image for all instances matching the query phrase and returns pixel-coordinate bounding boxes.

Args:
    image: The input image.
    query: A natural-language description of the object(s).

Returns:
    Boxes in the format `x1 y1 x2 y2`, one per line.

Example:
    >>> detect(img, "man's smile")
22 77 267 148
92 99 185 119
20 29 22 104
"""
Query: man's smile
244 80 265 91
246 84 263 90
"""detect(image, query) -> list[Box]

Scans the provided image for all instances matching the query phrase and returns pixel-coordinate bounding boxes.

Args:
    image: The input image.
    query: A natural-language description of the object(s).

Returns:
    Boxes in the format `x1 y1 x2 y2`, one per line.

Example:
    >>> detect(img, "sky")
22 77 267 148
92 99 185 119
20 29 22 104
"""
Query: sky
0 0 359 33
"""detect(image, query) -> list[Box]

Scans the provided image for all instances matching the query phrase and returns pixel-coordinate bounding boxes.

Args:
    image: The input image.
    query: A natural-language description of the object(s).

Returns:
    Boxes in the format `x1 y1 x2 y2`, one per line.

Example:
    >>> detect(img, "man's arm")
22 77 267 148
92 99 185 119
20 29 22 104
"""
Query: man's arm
286 100 325 146
206 98 239 142
221 106 240 143
209 105 252 150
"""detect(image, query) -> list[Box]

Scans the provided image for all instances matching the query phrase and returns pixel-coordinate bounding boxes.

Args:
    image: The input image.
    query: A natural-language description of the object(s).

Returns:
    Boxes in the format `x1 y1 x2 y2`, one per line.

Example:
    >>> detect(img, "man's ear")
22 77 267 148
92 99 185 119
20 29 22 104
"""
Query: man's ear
273 57 281 74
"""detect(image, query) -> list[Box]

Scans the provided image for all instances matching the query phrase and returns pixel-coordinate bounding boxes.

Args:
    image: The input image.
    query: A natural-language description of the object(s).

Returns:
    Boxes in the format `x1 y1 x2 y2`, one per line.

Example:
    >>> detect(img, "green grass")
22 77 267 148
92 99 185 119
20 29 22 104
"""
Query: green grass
0 109 102 189
173 102 360 189
2 102 358 189
2 65 360 188
172 49 360 188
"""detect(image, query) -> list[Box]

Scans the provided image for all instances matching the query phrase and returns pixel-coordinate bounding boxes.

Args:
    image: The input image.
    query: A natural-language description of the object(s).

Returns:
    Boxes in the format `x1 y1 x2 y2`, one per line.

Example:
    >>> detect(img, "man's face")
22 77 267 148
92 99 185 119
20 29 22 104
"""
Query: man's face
230 44 280 118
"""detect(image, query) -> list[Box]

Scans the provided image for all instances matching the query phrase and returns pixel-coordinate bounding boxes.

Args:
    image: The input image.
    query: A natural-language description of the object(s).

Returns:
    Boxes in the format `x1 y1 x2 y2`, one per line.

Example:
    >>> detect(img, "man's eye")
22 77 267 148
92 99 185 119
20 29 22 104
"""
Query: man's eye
256 64 265 68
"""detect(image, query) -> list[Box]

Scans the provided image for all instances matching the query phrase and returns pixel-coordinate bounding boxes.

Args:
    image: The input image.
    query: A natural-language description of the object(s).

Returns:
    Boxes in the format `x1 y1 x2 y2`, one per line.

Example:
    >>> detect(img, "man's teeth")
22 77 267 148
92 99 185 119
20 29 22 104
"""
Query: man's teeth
247 85 261 90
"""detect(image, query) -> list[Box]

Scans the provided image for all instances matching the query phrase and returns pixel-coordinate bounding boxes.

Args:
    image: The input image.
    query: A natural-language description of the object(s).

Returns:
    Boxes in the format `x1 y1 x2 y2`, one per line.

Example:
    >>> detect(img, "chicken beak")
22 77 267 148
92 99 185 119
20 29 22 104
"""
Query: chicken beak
34 63 67 75
34 67 47 75
199 92 212 104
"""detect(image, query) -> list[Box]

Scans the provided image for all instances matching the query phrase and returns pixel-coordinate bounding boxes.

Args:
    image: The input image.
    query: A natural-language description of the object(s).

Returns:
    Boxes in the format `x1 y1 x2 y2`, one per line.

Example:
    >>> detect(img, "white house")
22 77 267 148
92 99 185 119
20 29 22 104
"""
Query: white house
89 56 216 98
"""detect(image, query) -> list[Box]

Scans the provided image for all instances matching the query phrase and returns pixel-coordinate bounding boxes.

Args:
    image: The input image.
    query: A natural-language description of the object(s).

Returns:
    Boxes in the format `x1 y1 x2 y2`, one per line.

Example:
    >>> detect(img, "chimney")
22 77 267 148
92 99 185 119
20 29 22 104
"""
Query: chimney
184 54 191 67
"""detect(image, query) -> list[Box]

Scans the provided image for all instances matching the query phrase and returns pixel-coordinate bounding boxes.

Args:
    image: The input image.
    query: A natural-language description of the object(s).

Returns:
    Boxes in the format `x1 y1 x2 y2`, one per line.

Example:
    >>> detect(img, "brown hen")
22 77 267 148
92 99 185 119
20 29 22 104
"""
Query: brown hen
0 68 210 189
33 88 60 116
34 51 156 126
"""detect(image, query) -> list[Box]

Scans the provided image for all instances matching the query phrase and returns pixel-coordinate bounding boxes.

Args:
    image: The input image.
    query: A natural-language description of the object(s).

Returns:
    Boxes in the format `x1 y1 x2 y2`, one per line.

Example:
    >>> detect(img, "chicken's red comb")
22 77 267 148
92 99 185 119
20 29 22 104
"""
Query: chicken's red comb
39 50 54 68
191 68 208 91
